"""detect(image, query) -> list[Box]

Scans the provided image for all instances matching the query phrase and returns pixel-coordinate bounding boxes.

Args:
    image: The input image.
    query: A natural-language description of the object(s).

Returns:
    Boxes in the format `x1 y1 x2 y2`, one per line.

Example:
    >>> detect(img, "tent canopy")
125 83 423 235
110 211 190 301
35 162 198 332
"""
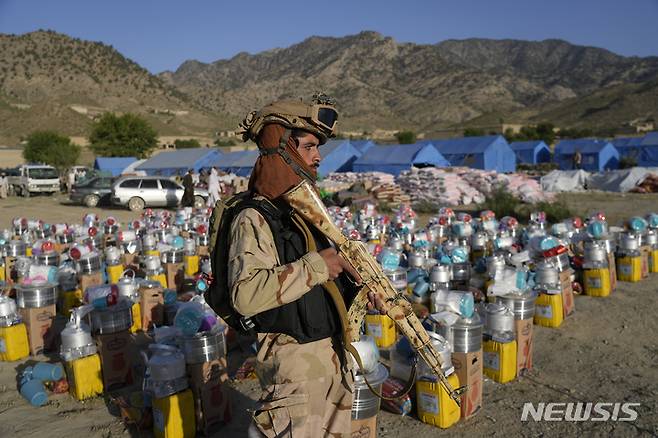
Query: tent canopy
93 157 137 177
352 143 450 176
317 140 362 176
554 139 619 171
613 132 658 166
212 150 259 177
510 141 551 165
136 148 222 176
350 140 376 153
425 135 516 172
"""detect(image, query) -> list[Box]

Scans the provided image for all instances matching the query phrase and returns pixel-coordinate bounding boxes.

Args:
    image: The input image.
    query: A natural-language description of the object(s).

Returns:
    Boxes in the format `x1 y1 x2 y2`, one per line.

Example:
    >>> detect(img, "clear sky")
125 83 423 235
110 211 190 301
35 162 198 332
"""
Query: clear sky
1 0 657 73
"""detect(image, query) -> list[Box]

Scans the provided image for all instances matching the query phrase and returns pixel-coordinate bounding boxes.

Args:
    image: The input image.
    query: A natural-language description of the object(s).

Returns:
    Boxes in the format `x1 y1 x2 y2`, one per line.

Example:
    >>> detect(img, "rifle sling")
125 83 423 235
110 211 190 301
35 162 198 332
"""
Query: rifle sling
294 214 417 401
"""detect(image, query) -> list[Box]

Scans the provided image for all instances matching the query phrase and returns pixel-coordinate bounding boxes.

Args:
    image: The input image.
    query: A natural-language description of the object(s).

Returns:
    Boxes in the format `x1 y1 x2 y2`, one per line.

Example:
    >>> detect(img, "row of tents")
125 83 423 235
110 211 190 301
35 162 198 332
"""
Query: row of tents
94 132 658 178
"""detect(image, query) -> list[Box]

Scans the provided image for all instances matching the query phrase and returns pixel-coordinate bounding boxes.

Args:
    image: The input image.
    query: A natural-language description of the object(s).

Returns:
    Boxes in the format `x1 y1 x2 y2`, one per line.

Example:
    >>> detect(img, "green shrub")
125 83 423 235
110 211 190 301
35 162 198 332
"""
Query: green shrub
412 200 438 214
479 187 522 219
619 156 637 169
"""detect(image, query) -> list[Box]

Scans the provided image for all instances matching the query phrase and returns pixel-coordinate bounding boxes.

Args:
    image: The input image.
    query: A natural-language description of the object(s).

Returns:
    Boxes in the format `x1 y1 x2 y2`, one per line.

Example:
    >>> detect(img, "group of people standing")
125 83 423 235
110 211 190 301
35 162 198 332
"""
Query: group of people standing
181 166 223 208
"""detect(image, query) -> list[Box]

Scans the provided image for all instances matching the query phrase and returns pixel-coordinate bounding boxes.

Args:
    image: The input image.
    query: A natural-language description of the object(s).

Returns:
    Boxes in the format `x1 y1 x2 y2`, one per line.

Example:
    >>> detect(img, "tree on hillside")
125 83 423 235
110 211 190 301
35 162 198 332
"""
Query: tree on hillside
174 138 201 149
395 130 416 144
504 123 556 145
89 113 158 158
23 131 80 169
463 128 485 137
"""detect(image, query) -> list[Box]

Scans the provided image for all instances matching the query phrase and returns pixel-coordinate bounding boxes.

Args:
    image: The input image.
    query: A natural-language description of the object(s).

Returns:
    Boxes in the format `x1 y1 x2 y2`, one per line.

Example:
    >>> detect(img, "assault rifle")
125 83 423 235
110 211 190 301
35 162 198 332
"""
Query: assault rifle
283 180 465 405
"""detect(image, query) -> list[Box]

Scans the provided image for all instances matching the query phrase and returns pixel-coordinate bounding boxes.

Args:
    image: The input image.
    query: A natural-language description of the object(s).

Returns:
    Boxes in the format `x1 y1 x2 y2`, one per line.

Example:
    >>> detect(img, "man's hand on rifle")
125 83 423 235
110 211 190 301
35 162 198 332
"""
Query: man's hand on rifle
319 248 362 283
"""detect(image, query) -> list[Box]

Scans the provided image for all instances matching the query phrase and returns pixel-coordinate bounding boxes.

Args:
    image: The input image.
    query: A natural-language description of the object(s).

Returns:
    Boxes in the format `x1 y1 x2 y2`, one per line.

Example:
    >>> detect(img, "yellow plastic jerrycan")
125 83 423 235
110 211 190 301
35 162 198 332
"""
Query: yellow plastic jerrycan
183 255 199 278
416 373 461 429
106 263 125 285
483 339 517 384
0 323 30 361
60 289 83 317
65 353 104 400
617 255 642 282
152 388 196 438
533 292 563 328
583 268 612 297
650 248 658 273
364 313 396 348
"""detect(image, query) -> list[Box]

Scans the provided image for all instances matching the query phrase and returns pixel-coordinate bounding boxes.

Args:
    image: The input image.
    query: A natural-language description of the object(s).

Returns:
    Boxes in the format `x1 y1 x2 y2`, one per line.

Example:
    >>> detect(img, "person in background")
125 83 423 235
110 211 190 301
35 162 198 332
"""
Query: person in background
0 173 8 198
573 149 582 170
206 166 221 206
181 169 195 207
67 170 76 193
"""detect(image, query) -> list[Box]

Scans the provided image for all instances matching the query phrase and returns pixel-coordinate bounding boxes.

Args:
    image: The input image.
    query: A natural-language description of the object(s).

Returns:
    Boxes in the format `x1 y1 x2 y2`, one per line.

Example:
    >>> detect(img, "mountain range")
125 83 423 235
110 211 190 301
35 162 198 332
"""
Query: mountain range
1 30 657 144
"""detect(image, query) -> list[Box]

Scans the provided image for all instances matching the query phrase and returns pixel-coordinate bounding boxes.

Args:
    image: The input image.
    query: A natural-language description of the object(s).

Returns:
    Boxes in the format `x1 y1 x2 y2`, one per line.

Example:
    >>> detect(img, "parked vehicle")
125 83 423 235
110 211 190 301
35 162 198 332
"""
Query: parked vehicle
111 176 208 211
8 164 60 197
69 176 115 207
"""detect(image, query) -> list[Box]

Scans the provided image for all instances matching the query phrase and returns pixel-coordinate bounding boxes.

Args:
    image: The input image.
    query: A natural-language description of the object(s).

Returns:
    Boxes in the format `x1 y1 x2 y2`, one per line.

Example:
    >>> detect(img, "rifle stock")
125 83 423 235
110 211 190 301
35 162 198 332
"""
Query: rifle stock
283 180 464 405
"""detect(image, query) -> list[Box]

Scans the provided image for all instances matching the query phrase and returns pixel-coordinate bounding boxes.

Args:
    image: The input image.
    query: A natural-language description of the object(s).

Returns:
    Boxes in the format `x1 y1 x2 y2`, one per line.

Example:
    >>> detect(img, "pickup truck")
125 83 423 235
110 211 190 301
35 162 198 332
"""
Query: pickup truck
8 164 61 197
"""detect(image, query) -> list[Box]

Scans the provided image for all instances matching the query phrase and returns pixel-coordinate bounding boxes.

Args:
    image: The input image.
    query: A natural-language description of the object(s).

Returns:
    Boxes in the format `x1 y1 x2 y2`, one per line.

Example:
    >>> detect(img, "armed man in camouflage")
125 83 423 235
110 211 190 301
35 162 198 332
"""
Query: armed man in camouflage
229 96 372 437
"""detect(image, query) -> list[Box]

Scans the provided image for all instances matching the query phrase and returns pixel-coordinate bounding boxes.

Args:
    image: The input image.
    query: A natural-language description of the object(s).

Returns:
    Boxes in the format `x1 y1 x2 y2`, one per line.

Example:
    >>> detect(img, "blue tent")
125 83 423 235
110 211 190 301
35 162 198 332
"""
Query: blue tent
613 133 658 166
318 140 362 176
93 157 137 176
213 150 259 176
352 143 450 176
554 139 619 171
612 137 642 163
640 132 658 166
509 141 551 165
424 135 516 172
136 148 222 176
350 140 376 154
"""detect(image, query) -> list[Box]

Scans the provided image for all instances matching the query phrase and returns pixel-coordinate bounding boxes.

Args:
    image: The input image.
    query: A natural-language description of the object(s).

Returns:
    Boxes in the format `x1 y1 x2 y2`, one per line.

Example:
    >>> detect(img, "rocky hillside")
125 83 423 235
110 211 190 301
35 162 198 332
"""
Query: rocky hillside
162 31 658 133
2 30 657 144
0 30 224 144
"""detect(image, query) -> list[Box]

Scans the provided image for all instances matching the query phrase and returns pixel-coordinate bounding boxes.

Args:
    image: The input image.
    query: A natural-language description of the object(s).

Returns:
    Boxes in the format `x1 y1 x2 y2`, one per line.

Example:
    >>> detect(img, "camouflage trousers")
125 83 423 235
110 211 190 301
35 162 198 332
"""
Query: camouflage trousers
249 333 354 437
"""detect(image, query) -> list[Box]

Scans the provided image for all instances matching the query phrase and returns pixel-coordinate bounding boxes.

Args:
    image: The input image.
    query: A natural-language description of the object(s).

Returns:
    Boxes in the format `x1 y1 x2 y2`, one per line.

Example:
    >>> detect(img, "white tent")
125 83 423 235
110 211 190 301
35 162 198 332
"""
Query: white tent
541 170 590 192
121 159 147 176
586 167 658 192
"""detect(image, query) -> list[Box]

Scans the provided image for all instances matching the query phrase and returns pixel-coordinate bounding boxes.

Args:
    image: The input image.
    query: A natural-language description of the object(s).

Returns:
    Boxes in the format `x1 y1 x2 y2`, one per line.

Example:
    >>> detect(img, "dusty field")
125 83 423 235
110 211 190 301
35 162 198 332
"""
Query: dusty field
0 192 656 437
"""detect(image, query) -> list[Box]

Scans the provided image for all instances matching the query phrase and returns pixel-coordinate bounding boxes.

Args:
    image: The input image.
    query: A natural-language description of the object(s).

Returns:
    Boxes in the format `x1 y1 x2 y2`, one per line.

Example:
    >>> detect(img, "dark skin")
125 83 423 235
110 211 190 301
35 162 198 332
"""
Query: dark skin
295 132 386 314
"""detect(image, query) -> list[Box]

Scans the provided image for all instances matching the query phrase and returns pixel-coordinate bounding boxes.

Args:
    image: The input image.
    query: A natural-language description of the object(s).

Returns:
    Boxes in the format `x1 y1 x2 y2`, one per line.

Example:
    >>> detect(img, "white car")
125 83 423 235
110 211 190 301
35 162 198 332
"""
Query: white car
111 176 208 211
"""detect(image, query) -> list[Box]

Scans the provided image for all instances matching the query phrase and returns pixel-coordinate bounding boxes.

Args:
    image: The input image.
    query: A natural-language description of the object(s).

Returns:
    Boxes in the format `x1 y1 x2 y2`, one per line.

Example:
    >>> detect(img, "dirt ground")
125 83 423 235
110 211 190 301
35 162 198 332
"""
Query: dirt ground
0 192 657 437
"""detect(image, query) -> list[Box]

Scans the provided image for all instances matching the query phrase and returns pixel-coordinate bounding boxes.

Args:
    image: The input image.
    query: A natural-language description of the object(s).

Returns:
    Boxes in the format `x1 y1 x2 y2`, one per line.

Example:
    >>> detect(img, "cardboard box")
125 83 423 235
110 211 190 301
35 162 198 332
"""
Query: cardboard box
18 304 57 356
197 246 209 257
351 416 377 438
640 246 650 279
79 271 104 293
96 330 133 390
559 269 575 317
451 349 483 420
607 252 617 291
4 257 16 283
188 358 231 434
122 253 139 270
164 263 184 291
139 286 163 330
514 318 533 373
53 243 71 255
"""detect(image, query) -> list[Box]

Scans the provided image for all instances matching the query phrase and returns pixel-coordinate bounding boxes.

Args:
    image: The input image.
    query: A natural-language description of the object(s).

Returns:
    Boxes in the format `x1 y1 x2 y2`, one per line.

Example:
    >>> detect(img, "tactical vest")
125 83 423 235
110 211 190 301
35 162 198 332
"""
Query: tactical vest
231 198 343 344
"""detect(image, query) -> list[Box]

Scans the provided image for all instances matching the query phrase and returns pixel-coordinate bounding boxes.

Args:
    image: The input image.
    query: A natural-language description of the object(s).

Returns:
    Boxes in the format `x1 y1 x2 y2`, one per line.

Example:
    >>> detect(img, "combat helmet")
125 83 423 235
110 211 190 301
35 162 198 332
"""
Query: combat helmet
238 93 338 145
